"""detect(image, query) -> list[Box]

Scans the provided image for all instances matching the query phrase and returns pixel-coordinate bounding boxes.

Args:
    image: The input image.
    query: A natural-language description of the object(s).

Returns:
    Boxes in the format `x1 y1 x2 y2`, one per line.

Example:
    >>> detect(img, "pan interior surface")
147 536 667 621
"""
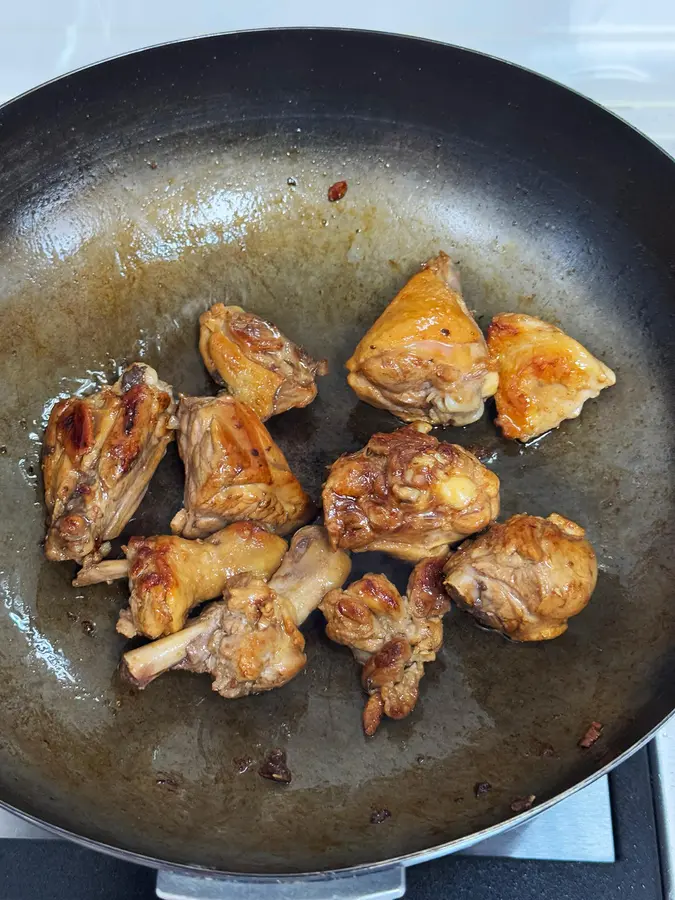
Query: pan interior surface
0 30 674 874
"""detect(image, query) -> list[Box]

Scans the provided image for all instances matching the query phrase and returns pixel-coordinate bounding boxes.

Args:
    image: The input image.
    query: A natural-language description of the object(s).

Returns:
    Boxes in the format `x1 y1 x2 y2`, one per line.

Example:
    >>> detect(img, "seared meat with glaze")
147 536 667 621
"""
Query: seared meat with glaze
122 526 351 698
74 521 287 639
170 394 314 539
42 363 176 565
320 558 449 734
487 313 616 442
346 253 498 426
443 513 597 641
322 423 500 562
199 304 328 421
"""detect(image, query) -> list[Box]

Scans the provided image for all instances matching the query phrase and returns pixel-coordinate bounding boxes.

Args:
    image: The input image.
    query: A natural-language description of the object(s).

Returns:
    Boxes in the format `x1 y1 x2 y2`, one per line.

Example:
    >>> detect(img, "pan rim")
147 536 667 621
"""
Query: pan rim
0 24 673 170
1 25 674 878
2 710 672 877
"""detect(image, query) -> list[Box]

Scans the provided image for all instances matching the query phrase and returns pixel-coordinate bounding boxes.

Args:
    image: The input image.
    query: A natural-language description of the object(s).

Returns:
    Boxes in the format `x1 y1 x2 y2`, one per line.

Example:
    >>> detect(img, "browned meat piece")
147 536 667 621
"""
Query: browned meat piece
346 253 498 426
42 363 176 565
406 554 451 619
320 561 449 734
167 574 307 698
170 395 314 539
74 521 287 639
487 313 616 442
322 423 500 562
443 513 597 641
122 526 351 698
199 304 328 420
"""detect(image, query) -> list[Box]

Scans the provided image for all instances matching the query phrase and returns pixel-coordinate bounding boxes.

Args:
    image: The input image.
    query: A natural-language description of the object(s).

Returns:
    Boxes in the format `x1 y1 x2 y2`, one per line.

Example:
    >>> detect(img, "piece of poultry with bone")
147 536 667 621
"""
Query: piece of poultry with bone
122 526 351 698
74 521 287 640
42 363 176 565
199 303 328 421
486 312 616 442
322 423 500 562
346 252 498 426
320 556 449 735
443 513 597 641
170 394 314 539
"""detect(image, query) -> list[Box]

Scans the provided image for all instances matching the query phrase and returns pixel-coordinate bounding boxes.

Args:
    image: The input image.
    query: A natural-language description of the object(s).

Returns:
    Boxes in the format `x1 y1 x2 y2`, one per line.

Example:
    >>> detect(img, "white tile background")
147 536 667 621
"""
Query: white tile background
0 0 674 151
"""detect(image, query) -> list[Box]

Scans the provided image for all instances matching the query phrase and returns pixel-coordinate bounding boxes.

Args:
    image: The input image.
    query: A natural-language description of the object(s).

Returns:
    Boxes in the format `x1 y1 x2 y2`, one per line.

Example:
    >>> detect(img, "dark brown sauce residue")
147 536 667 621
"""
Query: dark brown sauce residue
579 721 604 749
370 808 391 825
510 795 536 813
258 749 292 784
155 775 181 792
233 755 254 775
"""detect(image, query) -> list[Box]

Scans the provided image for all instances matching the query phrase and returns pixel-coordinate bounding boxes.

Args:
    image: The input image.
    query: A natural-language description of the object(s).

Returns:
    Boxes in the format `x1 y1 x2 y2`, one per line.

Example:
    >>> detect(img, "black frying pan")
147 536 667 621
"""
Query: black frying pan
0 27 674 880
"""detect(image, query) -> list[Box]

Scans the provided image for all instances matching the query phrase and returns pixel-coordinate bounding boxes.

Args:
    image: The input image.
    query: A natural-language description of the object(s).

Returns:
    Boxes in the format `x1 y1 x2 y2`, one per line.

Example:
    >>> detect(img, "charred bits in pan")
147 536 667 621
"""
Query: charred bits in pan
370 808 391 825
510 795 536 814
474 781 492 798
327 180 348 202
258 749 292 784
579 721 604 749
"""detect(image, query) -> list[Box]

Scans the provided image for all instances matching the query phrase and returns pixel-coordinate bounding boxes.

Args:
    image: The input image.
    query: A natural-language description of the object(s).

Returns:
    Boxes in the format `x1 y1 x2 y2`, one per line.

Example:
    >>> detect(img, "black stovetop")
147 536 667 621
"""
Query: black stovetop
0 750 661 900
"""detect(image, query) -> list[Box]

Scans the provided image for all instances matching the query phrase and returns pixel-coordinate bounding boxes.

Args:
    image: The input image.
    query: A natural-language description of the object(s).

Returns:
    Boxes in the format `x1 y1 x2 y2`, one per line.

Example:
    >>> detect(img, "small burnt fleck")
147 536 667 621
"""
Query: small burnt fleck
464 443 493 463
370 345 376 350
26 464 35 476
510 795 536 814
19 419 27 430
81 619 96 636
579 721 603 749
66 611 78 622
328 180 348 202
416 755 426 764
251 449 260 457
147 160 158 169
259 749 292 784
475 781 492 797
539 742 556 758
287 177 297 186
0 446 7 455
233 755 254 775
441 328 450 336
370 808 391 825
155 775 180 791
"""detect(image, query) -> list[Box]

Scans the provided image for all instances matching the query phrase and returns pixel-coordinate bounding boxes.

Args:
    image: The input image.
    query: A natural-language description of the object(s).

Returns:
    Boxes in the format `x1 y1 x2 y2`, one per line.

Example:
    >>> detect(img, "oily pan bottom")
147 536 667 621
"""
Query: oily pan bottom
0 33 674 875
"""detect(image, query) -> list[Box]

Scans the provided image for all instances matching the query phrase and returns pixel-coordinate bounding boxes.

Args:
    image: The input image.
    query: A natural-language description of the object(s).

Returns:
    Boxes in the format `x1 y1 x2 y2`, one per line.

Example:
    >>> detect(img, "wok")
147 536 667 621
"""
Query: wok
1 26 675 893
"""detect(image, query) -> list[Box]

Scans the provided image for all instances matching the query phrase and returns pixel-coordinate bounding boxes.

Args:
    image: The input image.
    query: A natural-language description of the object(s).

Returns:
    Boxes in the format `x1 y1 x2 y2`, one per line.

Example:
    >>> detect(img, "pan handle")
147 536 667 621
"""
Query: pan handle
156 866 406 900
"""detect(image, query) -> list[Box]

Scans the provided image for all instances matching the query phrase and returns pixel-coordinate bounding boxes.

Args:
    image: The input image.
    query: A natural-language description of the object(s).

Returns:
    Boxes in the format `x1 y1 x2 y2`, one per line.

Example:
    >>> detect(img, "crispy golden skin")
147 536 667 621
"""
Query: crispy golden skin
170 394 314 539
122 526 351 698
487 313 616 442
443 513 597 641
346 253 498 426
75 521 287 639
199 304 328 420
322 423 500 562
42 363 176 565
320 559 449 735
